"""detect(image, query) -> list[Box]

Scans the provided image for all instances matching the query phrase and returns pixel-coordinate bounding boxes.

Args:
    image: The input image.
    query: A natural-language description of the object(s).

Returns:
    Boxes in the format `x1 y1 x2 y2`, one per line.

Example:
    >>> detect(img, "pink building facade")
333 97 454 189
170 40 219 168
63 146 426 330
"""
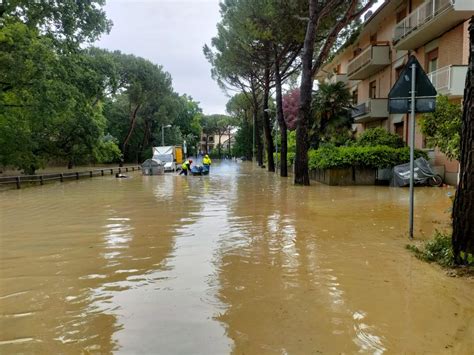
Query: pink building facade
316 0 473 185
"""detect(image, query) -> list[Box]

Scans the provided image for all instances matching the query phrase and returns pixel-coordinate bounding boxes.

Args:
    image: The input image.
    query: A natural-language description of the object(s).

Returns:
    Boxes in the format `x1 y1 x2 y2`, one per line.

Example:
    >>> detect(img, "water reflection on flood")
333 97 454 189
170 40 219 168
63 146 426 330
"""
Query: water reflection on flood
1 161 473 354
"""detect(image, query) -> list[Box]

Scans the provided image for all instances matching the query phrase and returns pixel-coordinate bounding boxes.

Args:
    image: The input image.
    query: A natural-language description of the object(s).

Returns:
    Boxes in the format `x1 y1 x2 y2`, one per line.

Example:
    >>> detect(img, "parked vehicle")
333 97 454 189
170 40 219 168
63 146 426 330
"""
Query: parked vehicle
152 146 183 172
391 157 443 187
141 159 164 175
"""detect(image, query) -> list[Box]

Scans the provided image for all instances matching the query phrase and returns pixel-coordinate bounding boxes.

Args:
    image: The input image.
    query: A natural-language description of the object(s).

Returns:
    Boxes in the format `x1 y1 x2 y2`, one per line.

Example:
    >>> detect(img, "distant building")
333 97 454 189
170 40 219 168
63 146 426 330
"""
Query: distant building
315 0 473 185
199 128 238 155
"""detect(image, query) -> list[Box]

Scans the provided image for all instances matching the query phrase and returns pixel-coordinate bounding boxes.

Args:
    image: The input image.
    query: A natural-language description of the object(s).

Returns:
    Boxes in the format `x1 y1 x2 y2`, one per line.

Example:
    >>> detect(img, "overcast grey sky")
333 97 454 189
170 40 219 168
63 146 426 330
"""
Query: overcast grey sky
96 0 227 115
96 0 384 115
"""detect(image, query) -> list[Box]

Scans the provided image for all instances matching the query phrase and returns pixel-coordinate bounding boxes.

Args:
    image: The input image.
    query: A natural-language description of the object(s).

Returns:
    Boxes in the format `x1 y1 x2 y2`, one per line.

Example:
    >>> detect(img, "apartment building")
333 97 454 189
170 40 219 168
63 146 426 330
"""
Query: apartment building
199 132 235 155
316 0 473 185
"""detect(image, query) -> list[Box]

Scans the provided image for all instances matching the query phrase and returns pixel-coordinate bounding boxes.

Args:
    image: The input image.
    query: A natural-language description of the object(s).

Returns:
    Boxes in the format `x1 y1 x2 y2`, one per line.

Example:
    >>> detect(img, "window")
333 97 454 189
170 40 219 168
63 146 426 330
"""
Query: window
352 89 358 105
426 48 438 73
394 122 404 138
369 81 377 99
353 48 362 58
208 137 214 143
336 64 341 74
370 33 377 44
396 8 407 23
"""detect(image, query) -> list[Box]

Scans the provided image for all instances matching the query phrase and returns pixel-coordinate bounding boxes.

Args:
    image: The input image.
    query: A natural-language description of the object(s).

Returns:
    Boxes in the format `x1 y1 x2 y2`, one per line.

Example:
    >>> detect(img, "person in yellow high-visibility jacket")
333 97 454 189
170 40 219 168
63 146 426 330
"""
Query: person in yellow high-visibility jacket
202 154 212 172
179 159 192 176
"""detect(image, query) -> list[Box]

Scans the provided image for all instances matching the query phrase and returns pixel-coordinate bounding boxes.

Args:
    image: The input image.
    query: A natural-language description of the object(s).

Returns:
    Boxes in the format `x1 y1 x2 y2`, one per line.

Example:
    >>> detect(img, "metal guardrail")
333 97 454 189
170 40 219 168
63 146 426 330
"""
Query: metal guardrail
394 0 452 42
0 166 141 189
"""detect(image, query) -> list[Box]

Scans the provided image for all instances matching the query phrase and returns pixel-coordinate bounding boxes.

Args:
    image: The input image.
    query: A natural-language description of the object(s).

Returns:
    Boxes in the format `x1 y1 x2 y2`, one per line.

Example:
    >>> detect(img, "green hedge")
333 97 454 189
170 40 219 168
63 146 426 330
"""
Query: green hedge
308 145 428 170
354 127 405 148
273 152 296 166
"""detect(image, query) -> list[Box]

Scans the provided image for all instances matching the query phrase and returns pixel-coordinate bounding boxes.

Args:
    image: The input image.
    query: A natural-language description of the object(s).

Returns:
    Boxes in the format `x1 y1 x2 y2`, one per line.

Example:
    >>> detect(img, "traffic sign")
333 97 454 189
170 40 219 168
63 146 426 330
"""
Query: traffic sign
387 55 437 239
388 55 437 113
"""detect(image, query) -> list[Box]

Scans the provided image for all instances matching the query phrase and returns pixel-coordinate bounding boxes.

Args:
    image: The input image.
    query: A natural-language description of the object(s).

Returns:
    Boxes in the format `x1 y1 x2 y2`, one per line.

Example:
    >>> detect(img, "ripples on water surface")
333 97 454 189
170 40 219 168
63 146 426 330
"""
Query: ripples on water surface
1 161 473 354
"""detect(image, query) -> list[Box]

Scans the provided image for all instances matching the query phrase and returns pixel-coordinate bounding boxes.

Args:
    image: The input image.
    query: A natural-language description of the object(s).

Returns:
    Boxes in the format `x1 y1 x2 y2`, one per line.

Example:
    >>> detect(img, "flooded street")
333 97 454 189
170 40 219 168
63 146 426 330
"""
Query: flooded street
1 161 473 354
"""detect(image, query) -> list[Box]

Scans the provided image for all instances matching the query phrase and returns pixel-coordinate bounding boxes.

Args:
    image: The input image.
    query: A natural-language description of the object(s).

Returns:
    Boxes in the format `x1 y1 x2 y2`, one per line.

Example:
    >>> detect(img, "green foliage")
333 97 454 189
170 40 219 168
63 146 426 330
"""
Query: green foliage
0 0 111 45
0 22 114 173
355 127 404 148
420 95 462 160
93 139 122 164
232 119 253 159
406 231 456 267
0 16 203 171
274 152 296 166
312 82 354 147
308 145 428 170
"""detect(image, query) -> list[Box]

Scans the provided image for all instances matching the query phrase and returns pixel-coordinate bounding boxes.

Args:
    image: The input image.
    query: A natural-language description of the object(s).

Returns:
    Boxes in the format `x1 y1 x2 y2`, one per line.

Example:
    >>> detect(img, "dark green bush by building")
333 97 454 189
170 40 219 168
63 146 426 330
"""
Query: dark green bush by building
354 127 405 148
308 145 427 170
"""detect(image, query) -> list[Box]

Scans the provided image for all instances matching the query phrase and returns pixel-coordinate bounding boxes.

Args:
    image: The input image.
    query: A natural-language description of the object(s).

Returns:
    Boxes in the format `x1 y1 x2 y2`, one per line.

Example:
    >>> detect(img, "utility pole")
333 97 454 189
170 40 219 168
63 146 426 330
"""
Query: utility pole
161 124 172 146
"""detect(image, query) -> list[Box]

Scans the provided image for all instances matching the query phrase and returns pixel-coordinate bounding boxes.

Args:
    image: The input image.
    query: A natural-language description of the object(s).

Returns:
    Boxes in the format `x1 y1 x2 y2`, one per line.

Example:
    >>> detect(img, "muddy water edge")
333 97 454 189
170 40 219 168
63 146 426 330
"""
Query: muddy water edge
1 161 473 354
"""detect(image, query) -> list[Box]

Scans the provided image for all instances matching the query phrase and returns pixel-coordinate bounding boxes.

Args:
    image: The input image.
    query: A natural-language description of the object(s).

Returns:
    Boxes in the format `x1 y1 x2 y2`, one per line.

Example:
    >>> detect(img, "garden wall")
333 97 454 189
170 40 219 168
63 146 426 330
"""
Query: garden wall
309 167 377 186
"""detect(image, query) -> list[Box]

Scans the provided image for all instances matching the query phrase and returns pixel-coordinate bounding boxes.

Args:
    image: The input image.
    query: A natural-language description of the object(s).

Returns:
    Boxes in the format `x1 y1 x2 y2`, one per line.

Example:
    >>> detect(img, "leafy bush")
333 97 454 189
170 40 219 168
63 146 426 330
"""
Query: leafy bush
287 152 296 165
355 127 404 148
93 140 122 164
419 95 461 160
406 231 454 267
407 231 474 270
308 145 427 170
274 152 296 166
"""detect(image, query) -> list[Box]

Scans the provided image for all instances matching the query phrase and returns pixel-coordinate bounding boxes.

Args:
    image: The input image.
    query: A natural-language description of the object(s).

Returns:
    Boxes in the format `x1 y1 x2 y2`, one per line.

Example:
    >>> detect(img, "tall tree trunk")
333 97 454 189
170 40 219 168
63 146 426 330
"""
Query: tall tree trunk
138 119 150 161
122 104 141 160
452 17 474 264
252 88 263 166
295 1 317 185
274 49 288 177
218 132 222 158
263 66 275 172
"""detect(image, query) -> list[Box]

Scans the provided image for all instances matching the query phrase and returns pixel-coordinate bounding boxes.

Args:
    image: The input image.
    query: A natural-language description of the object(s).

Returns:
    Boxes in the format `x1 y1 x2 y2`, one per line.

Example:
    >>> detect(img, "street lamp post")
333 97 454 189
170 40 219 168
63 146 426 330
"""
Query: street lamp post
161 124 172 146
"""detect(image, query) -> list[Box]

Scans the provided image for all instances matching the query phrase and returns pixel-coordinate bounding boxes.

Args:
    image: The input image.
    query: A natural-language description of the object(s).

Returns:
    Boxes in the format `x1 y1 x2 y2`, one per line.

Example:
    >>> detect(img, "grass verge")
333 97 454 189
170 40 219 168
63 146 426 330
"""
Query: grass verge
406 231 474 277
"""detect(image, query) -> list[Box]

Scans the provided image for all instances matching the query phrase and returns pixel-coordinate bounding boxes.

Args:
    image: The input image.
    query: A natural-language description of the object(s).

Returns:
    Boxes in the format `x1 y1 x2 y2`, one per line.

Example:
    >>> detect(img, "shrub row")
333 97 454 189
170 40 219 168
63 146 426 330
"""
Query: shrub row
308 145 428 170
274 152 296 166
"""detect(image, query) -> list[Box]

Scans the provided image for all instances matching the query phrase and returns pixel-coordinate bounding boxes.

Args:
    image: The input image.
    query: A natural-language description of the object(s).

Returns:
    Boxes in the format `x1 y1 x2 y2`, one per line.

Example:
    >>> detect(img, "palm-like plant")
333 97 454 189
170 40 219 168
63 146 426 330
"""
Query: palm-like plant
311 81 353 148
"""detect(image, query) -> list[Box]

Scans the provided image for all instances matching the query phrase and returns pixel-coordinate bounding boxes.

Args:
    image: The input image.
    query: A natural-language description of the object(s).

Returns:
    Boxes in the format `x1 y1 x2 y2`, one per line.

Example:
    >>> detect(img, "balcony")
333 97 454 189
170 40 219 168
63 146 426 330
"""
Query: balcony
352 98 389 123
427 65 468 98
347 45 391 80
394 0 474 50
328 73 348 85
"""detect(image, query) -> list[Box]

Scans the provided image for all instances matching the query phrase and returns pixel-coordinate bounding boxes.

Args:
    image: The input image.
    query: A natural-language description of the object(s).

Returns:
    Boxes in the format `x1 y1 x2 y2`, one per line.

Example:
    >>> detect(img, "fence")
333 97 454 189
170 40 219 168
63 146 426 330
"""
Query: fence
0 166 141 189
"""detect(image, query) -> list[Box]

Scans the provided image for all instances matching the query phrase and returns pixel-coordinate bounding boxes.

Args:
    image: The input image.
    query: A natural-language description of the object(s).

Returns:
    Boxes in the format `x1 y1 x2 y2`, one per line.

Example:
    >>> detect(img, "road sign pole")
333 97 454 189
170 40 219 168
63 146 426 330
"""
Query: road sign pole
409 63 416 239
388 55 437 240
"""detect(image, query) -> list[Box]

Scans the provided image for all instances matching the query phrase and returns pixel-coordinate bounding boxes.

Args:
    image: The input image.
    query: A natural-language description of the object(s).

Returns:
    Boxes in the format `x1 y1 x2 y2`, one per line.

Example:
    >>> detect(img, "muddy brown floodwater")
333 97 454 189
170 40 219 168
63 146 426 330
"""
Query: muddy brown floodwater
1 161 473 354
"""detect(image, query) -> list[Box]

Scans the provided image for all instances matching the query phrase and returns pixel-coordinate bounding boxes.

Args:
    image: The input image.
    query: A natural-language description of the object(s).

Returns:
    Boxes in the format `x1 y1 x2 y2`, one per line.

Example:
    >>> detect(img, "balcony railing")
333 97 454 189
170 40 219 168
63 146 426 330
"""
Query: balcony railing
352 98 389 122
328 73 348 85
427 65 468 97
394 0 453 43
348 46 372 76
347 45 390 80
393 0 474 49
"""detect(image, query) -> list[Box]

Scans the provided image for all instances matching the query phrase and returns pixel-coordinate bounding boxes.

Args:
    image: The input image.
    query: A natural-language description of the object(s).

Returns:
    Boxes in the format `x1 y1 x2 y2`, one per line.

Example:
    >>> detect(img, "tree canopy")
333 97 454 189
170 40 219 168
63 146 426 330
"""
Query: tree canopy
0 3 204 173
